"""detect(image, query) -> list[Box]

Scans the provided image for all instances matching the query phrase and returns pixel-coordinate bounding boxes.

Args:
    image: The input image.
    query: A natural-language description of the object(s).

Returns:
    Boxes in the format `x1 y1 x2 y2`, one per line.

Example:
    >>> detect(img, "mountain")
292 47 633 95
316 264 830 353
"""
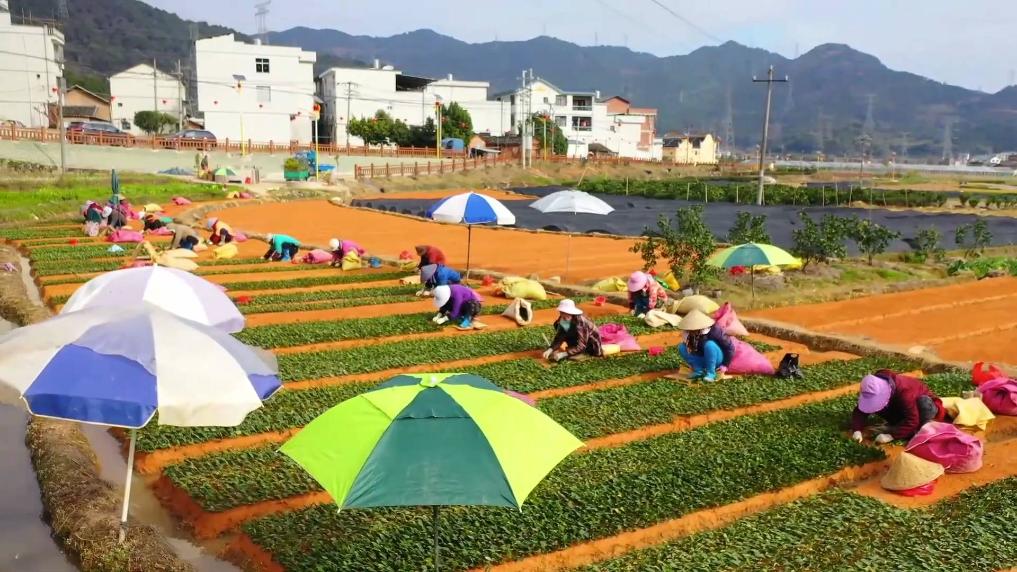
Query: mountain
268 28 1017 156
10 0 1016 156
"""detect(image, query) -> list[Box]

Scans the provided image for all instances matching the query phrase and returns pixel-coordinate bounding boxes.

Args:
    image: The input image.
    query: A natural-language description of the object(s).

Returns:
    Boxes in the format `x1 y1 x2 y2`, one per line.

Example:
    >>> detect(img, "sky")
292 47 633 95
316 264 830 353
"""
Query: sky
143 0 1017 93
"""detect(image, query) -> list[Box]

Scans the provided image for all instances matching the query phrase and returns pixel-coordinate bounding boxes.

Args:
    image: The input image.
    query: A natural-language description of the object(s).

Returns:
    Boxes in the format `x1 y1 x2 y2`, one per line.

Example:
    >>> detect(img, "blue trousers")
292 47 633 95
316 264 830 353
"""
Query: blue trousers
679 340 722 377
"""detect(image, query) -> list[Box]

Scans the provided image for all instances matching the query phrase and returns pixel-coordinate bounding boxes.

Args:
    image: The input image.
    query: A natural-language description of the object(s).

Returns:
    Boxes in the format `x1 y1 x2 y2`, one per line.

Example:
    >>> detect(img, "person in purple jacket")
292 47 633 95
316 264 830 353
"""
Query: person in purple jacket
432 284 482 329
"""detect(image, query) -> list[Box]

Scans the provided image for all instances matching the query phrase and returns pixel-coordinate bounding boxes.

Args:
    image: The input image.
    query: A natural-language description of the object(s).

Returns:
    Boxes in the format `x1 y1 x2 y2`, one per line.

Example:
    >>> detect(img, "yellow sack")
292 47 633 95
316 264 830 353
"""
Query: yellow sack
158 256 198 272
399 274 421 285
752 264 783 275
499 276 547 300
341 251 362 271
660 271 680 291
213 243 239 260
784 257 803 271
592 277 627 292
602 344 621 356
676 295 719 315
941 397 995 431
644 309 681 328
400 259 417 271
143 203 163 213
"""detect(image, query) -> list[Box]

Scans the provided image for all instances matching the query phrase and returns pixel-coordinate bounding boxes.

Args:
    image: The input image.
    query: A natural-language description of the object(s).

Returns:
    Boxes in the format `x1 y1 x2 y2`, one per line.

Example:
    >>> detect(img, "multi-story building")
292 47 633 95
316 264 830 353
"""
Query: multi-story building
663 133 719 165
319 62 509 147
109 63 185 135
0 0 63 127
196 34 316 144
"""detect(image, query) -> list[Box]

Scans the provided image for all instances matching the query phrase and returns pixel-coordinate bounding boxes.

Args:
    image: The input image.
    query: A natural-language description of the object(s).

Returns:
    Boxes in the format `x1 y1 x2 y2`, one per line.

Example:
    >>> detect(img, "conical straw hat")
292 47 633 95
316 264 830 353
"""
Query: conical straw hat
678 309 715 331
880 452 945 491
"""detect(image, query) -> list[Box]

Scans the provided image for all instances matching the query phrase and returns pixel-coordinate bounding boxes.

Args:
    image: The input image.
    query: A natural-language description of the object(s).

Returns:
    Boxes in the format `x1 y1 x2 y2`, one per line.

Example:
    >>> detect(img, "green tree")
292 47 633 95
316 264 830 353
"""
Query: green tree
629 206 717 286
440 102 473 140
348 110 409 146
407 118 437 148
791 212 850 270
532 114 567 155
845 218 900 265
955 219 992 258
133 110 176 134
727 212 771 244
908 227 944 263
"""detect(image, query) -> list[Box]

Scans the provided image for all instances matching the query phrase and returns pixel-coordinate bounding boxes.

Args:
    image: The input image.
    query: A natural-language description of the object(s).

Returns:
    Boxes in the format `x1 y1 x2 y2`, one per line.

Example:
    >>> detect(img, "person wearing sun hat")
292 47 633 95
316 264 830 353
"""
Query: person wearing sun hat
880 451 945 493
418 263 461 296
544 299 603 362
263 233 301 262
851 370 948 444
206 217 234 245
432 283 482 329
677 309 734 382
627 271 668 318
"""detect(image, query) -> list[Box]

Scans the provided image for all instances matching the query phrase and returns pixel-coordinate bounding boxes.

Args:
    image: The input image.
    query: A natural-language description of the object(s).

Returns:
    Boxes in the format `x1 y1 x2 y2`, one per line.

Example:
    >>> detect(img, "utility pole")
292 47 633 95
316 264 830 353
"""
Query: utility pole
58 77 66 174
520 69 526 168
342 82 355 153
175 60 184 130
752 65 788 205
153 59 158 112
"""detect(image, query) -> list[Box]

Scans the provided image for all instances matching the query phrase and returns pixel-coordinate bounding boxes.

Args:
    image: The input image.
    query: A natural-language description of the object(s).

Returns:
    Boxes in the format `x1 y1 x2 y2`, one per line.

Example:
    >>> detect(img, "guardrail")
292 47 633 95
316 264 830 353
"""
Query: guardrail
354 154 510 179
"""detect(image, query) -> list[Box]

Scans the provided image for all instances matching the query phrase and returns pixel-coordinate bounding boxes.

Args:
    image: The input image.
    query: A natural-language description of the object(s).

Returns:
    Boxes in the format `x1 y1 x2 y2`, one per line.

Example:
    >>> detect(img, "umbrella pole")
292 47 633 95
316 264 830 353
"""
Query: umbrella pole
750 267 756 306
118 428 137 543
565 232 572 284
433 505 440 571
465 225 473 283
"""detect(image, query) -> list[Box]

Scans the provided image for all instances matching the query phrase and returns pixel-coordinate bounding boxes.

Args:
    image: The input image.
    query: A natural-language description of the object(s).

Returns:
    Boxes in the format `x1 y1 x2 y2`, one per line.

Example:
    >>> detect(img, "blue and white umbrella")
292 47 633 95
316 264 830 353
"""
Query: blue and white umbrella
425 192 516 277
0 306 280 537
62 266 245 334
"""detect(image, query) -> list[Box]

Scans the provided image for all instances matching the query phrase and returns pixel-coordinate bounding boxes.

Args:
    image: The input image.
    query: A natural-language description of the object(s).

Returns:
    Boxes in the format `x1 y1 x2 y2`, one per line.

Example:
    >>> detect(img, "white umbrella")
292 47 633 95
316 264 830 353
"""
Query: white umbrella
529 189 614 281
425 192 516 279
61 266 245 333
0 306 280 539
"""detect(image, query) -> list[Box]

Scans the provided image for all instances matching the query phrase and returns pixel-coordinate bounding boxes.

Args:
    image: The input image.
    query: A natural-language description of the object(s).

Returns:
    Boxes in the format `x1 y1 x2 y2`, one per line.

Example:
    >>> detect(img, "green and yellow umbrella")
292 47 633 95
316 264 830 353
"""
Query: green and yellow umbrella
706 242 798 301
280 372 583 570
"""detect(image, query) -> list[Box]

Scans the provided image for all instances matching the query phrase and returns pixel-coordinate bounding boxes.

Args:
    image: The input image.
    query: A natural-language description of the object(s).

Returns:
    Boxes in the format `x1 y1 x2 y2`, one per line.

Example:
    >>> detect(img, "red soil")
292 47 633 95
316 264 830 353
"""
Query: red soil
209 201 648 282
748 278 1017 367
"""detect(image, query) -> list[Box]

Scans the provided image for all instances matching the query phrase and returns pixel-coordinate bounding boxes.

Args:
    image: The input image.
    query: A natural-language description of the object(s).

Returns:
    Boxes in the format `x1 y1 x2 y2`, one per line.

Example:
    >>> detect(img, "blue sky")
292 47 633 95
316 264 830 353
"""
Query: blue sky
143 0 1016 93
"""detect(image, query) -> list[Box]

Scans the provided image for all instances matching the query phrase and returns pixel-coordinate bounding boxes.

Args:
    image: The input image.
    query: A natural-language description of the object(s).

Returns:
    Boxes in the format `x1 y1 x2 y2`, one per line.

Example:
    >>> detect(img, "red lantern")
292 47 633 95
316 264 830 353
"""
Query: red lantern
213 100 218 105
162 99 167 104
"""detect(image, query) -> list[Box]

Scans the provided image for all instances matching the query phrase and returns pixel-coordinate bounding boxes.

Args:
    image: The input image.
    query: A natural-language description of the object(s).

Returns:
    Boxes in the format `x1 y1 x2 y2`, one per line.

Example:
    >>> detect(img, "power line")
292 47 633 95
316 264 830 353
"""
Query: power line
645 0 723 43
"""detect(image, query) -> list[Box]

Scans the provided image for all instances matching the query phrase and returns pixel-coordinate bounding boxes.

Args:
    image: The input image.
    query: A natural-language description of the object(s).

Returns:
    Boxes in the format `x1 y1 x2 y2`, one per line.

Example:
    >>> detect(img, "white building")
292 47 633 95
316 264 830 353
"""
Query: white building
0 0 64 127
109 63 185 135
196 34 316 144
320 62 510 147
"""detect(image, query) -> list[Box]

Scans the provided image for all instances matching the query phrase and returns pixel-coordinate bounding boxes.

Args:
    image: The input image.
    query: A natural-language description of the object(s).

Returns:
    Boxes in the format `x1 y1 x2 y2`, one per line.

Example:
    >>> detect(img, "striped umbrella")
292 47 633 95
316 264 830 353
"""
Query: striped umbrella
281 372 582 570
706 242 797 300
61 266 245 333
0 306 280 539
425 192 516 278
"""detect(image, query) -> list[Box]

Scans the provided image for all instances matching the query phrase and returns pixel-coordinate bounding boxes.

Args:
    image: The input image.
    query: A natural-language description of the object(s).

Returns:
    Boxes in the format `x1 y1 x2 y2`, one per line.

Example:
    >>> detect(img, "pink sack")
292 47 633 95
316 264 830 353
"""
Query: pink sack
978 378 1017 416
232 231 248 243
149 227 173 236
598 323 641 351
302 249 333 264
239 191 253 199
725 338 775 375
342 239 366 256
129 260 152 268
172 196 192 206
713 302 749 337
905 421 983 473
107 229 144 243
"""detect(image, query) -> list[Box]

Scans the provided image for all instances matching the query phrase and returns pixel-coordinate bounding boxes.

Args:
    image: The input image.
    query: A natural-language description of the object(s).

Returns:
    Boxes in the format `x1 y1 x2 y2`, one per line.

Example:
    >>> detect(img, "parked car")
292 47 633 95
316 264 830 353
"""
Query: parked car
67 121 135 146
160 129 217 150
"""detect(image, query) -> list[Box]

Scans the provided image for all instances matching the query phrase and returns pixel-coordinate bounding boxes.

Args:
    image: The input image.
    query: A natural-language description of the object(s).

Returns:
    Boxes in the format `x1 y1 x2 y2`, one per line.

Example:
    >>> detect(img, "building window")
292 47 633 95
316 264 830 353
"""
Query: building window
120 120 131 130
255 58 270 73
555 95 567 106
256 86 271 103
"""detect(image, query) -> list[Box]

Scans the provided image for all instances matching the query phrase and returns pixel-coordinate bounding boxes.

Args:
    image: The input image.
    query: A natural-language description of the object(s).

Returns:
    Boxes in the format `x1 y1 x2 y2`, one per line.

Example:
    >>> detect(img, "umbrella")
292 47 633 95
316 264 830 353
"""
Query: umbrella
280 372 582 570
61 266 245 333
0 306 281 539
425 192 516 280
706 242 797 301
110 169 121 207
529 189 614 282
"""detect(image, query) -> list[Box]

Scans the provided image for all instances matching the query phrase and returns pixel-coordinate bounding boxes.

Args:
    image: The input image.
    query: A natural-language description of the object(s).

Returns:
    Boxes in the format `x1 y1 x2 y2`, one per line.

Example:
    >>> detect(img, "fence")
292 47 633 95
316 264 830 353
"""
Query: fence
354 154 511 180
0 126 467 158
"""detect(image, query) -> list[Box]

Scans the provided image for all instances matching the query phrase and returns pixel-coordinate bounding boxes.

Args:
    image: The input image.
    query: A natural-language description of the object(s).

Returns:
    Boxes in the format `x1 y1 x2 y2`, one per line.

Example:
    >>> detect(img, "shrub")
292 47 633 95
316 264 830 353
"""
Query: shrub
845 218 901 265
133 110 177 134
907 227 944 263
631 206 717 287
955 219 992 258
283 157 303 171
727 212 771 244
791 212 850 270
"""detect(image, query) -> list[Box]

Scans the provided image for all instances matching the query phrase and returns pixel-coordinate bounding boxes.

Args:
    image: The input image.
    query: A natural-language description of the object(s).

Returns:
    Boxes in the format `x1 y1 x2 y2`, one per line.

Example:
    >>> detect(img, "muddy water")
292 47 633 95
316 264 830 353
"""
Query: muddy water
0 316 76 571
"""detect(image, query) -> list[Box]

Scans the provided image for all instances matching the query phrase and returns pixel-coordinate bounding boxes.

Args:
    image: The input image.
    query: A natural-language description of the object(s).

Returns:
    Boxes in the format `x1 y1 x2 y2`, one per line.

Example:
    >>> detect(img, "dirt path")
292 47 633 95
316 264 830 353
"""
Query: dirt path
209 201 648 282
748 278 1017 366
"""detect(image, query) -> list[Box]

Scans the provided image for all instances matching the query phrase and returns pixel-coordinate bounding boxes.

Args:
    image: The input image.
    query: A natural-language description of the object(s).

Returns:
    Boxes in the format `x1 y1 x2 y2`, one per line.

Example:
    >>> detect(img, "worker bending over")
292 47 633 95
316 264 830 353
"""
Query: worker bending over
627 271 668 317
677 310 734 382
264 233 301 262
207 218 234 245
416 244 447 268
432 284 482 329
419 264 461 296
851 370 948 444
166 223 201 251
544 299 603 362
328 238 366 266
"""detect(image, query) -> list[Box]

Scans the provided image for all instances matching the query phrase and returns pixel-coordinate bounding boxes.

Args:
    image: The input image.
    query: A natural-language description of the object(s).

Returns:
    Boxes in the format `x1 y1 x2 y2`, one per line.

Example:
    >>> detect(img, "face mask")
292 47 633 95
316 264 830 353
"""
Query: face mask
560 319 572 331
700 328 711 335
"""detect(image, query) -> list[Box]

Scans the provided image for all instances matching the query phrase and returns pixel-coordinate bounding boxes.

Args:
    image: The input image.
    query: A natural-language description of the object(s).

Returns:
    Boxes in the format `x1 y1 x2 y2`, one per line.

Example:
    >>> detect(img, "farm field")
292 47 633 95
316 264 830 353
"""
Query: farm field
5 204 1017 572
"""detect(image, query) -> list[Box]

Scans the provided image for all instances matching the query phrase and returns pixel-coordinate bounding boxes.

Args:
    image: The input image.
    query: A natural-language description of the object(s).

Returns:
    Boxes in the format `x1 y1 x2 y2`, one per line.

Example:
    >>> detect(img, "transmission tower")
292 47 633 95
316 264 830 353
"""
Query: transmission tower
863 94 876 136
782 81 794 116
900 132 909 158
941 118 954 164
722 85 735 153
56 0 68 20
255 1 271 43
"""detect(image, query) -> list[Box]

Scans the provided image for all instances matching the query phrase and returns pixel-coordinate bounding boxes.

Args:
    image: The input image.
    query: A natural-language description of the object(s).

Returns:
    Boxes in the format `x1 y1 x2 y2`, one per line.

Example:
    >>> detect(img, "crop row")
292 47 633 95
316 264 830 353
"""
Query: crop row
135 351 682 452
237 397 882 570
0 226 83 240
539 356 918 440
218 270 409 291
274 317 659 382
234 284 420 307
235 299 567 348
239 295 422 315
34 259 126 277
27 243 131 261
584 476 1017 571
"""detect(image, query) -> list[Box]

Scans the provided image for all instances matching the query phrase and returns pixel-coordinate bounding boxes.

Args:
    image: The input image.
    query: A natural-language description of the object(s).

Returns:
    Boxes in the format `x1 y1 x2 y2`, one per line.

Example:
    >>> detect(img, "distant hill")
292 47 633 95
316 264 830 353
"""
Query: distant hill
9 0 1017 156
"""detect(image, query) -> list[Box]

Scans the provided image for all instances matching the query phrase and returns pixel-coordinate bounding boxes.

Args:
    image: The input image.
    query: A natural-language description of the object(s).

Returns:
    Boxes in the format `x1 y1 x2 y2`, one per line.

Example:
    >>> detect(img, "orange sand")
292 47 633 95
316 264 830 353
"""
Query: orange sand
749 278 1017 367
209 201 647 282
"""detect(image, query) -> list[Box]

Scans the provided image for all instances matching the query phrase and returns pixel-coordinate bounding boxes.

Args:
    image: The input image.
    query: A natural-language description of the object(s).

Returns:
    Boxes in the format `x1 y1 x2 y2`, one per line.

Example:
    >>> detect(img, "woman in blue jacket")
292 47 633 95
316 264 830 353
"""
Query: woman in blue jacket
418 264 461 296
677 309 734 382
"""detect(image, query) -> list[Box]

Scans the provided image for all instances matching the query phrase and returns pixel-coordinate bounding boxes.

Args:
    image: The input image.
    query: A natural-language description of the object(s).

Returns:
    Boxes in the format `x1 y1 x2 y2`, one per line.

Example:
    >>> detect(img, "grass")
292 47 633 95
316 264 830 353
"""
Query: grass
0 173 227 222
